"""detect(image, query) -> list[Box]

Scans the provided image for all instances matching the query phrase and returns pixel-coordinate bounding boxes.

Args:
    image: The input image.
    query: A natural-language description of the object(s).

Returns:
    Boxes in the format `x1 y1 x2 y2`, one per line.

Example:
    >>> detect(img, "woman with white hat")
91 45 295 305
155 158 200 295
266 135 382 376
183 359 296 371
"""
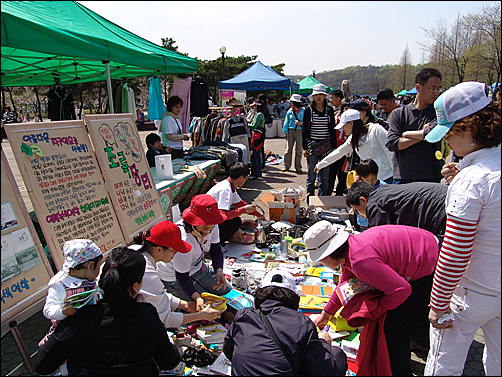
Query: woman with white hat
303 221 440 375
282 93 305 173
158 194 232 311
302 84 337 198
314 108 394 184
422 81 500 376
223 268 347 376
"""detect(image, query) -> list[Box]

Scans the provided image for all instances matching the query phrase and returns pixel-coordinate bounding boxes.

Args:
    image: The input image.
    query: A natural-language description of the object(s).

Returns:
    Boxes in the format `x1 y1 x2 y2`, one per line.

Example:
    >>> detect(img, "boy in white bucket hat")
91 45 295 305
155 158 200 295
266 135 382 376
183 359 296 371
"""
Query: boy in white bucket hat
303 220 441 375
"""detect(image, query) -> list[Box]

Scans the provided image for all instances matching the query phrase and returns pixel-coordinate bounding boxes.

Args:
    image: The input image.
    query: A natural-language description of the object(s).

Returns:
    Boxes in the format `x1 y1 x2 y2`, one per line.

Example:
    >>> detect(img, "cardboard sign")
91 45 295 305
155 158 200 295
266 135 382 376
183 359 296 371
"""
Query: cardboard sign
85 114 164 242
4 121 125 270
1 149 54 322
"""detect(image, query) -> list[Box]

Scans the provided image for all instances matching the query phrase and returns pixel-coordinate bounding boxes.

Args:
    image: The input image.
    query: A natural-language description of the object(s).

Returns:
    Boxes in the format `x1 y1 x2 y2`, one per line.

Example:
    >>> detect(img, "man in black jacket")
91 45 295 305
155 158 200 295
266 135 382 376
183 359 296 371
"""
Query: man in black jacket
345 181 448 238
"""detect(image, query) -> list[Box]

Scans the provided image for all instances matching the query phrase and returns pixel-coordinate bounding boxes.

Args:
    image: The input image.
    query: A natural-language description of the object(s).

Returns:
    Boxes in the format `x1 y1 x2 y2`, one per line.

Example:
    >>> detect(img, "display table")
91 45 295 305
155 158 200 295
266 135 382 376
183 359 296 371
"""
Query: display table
151 159 222 220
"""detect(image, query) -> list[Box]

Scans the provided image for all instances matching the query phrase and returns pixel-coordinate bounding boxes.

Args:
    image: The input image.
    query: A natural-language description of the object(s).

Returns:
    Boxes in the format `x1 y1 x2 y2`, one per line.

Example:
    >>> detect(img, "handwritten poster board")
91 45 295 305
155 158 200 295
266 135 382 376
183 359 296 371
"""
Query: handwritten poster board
4 121 125 271
85 114 164 242
1 150 53 323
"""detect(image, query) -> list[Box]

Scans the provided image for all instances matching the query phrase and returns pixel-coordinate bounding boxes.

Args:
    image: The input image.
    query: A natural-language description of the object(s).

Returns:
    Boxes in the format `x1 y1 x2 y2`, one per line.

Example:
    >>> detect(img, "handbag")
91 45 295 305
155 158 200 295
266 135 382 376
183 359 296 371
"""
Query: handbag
260 310 300 376
309 138 332 156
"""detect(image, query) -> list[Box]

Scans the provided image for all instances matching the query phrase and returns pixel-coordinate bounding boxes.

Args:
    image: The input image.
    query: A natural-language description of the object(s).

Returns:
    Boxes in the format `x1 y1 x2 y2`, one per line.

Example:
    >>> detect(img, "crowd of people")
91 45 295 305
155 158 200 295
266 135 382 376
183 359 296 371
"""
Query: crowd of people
31 71 500 376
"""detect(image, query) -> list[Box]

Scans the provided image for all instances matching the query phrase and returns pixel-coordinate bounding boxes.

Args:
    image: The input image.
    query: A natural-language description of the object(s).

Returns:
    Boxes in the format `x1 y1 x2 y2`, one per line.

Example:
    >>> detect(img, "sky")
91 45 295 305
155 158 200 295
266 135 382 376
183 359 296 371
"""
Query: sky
79 1 497 77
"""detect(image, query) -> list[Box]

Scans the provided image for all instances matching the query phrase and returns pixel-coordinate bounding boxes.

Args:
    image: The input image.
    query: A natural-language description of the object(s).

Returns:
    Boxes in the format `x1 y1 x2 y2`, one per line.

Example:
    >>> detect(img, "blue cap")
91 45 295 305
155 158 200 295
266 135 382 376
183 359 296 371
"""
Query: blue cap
425 82 491 143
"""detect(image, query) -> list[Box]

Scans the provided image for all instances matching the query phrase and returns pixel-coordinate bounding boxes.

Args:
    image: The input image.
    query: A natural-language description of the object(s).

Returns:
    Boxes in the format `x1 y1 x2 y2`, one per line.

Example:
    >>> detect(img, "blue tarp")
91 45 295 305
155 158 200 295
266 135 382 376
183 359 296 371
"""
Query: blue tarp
218 61 299 91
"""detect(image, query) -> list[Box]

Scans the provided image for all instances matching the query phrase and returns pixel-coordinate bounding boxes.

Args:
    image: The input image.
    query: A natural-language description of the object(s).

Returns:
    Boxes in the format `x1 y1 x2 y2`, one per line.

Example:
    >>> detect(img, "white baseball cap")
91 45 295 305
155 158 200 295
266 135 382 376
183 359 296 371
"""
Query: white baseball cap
304 220 349 262
335 109 361 129
261 268 296 291
425 81 492 143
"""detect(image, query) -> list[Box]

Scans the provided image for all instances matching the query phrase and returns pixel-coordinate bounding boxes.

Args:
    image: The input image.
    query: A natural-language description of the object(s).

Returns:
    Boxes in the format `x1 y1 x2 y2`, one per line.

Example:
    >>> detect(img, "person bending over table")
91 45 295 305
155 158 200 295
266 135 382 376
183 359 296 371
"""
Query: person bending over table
304 221 440 376
207 162 266 244
131 220 223 329
158 194 232 308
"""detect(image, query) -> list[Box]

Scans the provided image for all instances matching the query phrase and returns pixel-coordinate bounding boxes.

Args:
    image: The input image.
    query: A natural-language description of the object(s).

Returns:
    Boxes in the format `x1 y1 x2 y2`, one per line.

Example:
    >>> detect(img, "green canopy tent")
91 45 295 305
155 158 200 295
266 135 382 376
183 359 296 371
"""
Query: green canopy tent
395 89 408 97
1 1 199 112
287 76 332 96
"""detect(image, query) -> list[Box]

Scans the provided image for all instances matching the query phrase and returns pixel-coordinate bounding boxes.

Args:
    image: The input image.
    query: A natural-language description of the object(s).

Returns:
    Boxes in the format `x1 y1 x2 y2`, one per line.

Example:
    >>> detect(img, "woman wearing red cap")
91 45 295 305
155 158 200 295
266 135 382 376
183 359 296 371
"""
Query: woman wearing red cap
158 194 232 312
131 220 223 329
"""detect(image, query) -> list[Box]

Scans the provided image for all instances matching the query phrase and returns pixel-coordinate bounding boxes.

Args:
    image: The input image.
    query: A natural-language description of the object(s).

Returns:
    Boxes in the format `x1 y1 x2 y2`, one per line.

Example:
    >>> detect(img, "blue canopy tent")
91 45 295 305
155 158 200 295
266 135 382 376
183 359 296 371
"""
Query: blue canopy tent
406 87 417 95
218 61 299 102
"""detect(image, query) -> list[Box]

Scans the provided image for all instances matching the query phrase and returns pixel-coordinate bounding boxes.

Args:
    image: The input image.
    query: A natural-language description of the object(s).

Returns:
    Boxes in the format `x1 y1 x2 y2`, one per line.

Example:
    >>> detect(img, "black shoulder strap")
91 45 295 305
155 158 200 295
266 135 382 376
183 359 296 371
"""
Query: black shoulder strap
260 310 299 375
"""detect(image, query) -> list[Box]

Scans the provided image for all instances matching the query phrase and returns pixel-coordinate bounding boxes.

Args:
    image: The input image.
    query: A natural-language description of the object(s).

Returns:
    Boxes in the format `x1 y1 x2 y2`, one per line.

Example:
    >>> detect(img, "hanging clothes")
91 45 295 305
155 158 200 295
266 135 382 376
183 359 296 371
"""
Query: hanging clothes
190 77 210 117
121 83 129 113
125 83 136 117
47 86 76 121
169 76 192 133
148 76 165 120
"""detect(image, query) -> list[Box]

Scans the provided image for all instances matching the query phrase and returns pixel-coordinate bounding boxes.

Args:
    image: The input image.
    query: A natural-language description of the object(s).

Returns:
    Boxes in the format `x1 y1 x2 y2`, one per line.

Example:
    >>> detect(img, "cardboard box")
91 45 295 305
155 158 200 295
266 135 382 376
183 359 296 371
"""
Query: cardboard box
309 196 351 220
259 191 305 224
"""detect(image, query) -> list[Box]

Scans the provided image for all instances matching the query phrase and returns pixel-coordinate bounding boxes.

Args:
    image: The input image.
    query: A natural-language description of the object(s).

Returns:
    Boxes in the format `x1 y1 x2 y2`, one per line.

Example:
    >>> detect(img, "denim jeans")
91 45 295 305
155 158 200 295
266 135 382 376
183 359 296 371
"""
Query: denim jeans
251 147 263 177
306 153 331 197
162 263 232 302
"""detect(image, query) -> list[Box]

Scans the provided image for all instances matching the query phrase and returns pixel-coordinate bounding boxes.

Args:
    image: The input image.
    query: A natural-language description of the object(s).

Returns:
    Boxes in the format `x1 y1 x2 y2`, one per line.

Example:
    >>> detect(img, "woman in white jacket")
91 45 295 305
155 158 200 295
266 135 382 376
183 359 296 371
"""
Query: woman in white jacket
315 109 393 183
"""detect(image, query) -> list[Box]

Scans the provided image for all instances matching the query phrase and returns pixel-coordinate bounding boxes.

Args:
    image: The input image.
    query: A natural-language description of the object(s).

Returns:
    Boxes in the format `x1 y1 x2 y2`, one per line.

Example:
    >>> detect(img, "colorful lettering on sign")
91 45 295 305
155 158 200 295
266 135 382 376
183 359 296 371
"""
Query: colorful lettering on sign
1 278 35 304
134 209 156 226
71 144 88 153
104 142 119 168
117 151 130 177
80 197 110 213
23 133 50 144
129 164 141 186
46 206 81 223
50 136 78 147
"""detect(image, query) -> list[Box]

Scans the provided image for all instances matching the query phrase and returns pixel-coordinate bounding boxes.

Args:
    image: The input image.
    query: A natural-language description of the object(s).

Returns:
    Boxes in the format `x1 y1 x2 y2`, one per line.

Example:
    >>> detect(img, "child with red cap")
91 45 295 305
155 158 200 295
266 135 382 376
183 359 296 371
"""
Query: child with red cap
131 220 223 329
158 194 232 311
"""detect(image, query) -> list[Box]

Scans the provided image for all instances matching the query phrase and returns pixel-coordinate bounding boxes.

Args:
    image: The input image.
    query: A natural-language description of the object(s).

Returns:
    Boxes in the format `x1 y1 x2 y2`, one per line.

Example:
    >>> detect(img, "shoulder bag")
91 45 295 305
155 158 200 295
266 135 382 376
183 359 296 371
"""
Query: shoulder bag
259 310 299 376
307 105 332 156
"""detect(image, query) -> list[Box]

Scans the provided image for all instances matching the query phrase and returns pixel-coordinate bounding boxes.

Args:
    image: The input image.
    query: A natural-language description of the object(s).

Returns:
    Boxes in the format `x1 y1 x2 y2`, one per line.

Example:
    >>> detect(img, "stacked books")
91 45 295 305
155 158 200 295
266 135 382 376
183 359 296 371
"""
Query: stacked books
196 323 227 346
298 294 330 313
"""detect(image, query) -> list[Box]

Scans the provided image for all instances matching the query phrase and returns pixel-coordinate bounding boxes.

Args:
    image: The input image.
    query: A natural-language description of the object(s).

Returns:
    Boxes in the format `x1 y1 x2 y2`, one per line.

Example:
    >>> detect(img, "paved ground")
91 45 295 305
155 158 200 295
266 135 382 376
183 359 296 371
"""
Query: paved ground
1 133 486 376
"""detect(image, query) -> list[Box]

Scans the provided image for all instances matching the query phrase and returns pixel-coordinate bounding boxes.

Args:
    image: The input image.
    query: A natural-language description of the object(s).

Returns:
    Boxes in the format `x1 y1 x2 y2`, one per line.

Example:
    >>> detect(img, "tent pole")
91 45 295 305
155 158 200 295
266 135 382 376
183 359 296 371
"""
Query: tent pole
103 61 114 114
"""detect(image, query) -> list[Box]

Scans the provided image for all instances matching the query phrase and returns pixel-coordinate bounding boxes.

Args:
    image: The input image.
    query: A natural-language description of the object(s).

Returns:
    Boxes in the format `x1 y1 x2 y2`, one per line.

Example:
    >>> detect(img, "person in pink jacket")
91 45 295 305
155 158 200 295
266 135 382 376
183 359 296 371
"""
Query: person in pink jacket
304 221 440 376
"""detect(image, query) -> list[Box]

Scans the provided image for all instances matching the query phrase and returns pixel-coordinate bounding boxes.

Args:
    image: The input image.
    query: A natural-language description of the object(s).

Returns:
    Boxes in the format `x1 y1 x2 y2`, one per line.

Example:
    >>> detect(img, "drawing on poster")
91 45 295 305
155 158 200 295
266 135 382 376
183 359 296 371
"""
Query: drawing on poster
1 202 19 231
1 227 40 283
99 122 142 163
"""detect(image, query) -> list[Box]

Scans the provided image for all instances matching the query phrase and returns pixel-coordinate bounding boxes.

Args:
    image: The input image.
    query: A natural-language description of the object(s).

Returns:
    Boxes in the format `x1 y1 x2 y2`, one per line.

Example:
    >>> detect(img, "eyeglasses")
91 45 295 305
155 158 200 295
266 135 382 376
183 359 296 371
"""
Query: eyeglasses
421 84 442 92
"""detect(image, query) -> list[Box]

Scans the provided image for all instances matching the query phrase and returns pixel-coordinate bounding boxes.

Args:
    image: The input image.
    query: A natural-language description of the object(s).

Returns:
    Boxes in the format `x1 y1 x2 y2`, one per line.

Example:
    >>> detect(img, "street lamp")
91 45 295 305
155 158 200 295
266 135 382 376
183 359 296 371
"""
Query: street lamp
219 46 226 80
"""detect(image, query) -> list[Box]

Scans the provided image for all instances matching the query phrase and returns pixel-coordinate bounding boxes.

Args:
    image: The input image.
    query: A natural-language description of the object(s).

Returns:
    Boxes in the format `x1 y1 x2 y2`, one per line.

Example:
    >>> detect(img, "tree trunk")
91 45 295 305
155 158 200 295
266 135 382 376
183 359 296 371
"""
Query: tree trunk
1 87 6 111
34 86 43 122
78 87 84 119
7 87 17 113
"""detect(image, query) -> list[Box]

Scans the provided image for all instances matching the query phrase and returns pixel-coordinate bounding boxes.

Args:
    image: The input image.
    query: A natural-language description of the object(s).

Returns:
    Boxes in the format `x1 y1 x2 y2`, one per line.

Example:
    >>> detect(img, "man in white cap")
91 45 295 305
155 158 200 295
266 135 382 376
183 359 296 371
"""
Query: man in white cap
282 93 305 173
223 268 347 376
303 220 440 376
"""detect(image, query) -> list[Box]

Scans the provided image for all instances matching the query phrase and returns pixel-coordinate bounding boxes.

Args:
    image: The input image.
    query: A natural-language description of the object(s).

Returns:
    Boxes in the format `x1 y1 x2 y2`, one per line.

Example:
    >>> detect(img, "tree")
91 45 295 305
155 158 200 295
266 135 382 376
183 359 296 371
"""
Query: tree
395 44 413 91
463 3 501 87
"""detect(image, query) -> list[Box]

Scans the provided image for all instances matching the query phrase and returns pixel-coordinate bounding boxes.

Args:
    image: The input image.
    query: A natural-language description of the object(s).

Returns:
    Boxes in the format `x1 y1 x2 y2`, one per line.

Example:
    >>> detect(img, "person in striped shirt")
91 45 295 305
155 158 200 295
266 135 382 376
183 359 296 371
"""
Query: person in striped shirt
302 84 336 199
423 82 501 376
